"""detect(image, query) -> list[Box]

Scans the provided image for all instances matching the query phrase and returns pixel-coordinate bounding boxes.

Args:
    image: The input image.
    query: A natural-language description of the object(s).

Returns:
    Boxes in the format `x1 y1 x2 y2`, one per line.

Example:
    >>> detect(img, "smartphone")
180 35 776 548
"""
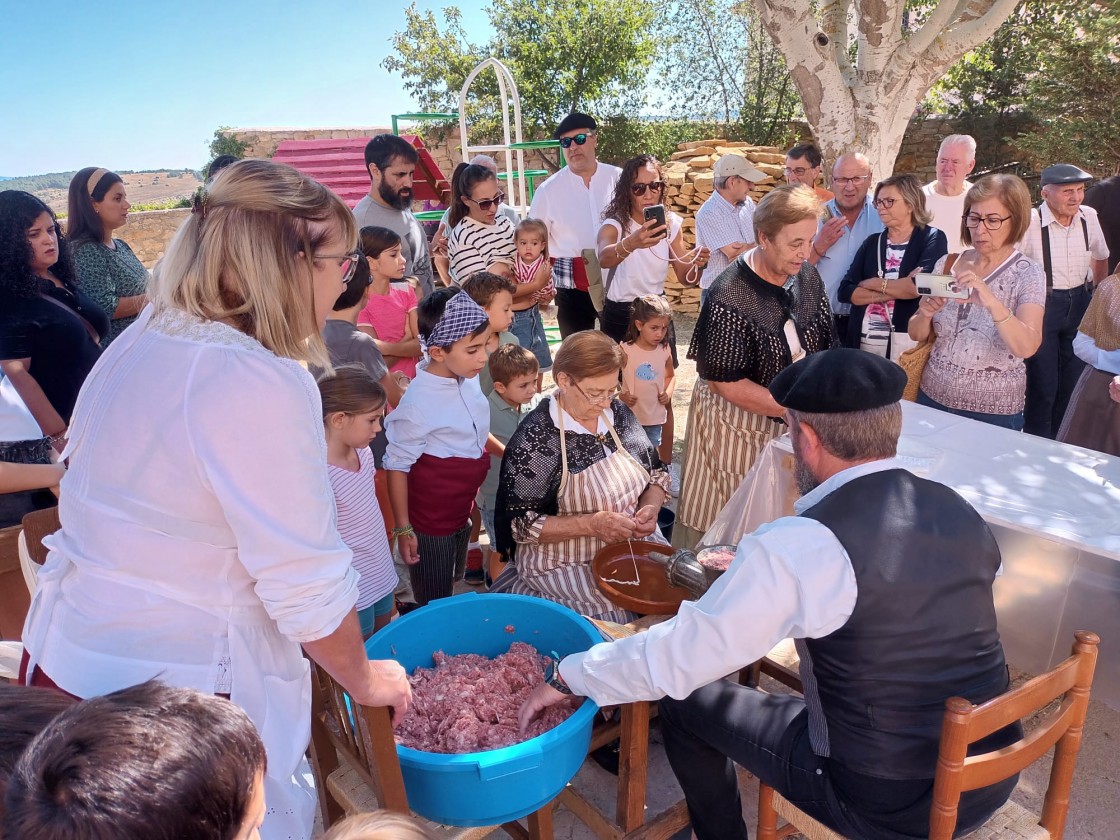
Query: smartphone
915 273 970 300
822 204 836 221
643 204 667 235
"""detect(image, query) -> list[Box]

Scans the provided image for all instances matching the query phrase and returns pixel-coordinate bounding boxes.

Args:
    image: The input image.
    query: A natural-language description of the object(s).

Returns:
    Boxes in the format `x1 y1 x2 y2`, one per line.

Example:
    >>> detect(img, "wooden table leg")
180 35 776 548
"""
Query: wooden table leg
616 701 651 832
527 801 554 840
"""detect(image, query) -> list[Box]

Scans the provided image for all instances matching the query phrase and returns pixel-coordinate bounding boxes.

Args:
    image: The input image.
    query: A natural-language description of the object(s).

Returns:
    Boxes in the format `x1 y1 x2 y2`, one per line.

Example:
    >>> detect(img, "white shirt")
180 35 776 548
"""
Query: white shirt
557 460 926 705
383 368 489 471
0 374 42 442
22 306 357 840
696 190 756 289
923 181 972 254
1019 203 1109 290
602 214 683 302
529 163 621 259
1073 332 1120 375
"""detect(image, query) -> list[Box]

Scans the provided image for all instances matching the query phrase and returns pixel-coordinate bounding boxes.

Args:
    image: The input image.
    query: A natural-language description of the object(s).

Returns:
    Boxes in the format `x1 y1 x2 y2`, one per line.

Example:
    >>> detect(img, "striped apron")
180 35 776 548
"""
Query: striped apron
675 381 783 547
497 407 668 621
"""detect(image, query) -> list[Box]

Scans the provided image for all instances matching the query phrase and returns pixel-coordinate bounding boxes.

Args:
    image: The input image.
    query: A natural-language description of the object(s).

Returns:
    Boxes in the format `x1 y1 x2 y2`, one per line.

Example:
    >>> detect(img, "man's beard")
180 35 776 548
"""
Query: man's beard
794 458 820 496
379 181 412 210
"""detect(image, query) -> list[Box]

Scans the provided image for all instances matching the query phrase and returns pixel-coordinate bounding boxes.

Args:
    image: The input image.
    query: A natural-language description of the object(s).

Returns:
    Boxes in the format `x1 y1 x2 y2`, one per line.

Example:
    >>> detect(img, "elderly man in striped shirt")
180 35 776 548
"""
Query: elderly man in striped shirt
695 156 767 308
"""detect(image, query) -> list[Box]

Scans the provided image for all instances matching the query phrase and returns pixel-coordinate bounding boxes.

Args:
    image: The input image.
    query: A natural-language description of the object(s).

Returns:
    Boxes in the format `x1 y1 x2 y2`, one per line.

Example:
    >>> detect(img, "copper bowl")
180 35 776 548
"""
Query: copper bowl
591 540 692 615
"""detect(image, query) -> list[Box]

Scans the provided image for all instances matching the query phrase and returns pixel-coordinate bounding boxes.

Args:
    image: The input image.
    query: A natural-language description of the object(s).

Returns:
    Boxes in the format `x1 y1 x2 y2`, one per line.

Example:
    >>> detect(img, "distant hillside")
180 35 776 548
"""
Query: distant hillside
5 169 204 214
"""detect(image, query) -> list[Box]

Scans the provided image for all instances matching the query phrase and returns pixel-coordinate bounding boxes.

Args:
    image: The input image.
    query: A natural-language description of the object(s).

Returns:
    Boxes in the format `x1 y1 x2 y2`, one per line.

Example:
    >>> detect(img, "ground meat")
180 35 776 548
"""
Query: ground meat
699 547 735 571
396 641 580 753
504 624 516 633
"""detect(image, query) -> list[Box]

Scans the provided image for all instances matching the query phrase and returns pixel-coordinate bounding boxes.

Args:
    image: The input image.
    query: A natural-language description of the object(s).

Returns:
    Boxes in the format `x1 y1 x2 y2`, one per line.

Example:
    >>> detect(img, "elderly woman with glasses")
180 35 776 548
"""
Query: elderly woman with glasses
490 330 671 622
908 174 1045 430
596 154 708 347
837 173 948 360
675 185 836 550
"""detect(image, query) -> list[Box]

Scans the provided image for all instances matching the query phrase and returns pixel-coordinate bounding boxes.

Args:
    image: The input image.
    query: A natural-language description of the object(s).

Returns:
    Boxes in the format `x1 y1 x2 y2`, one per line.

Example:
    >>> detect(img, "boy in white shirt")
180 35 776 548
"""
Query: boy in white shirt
384 289 495 605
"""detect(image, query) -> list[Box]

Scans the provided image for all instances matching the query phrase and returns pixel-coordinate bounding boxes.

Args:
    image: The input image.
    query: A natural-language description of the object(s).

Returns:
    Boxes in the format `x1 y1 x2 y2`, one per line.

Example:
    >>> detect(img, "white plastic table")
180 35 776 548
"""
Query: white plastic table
702 400 1120 708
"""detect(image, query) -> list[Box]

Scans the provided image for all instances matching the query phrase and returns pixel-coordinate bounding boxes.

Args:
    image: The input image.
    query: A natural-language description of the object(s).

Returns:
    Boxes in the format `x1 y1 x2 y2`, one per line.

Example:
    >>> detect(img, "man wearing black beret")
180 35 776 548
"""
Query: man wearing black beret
528 112 621 336
521 348 1020 839
1018 163 1110 438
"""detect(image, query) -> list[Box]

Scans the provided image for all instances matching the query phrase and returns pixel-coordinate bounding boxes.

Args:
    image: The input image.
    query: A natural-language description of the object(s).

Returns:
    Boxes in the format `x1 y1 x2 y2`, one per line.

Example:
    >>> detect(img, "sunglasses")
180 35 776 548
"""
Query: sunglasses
630 180 666 197
464 191 506 211
558 132 595 149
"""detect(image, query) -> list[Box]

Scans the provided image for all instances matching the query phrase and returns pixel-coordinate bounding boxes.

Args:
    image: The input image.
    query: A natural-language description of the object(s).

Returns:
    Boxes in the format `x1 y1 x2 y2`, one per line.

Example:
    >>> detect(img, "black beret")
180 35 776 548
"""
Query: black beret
554 112 597 139
769 349 906 413
1040 164 1093 186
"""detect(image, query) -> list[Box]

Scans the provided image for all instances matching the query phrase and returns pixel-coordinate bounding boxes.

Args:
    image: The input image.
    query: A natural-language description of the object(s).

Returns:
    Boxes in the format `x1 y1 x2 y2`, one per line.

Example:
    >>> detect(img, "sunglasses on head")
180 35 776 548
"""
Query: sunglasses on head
630 180 666 197
558 132 595 149
464 191 506 211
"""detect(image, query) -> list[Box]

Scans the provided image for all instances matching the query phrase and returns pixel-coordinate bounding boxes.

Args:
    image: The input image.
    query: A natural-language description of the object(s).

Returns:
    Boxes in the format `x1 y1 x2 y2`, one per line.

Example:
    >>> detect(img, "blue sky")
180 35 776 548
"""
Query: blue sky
0 0 491 176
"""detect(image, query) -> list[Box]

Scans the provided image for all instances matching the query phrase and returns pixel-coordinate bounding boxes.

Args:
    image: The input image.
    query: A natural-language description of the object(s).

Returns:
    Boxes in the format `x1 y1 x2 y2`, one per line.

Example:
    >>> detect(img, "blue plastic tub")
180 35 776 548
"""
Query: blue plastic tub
364 593 602 826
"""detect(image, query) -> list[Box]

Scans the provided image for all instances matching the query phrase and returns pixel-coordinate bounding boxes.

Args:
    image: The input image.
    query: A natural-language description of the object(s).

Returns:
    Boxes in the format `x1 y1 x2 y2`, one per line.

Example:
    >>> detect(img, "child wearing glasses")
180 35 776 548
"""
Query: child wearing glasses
447 163 518 285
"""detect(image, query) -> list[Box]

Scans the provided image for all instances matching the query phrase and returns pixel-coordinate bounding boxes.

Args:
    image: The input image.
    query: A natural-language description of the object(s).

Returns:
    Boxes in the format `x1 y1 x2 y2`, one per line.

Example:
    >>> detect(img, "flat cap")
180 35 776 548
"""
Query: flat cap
769 348 906 413
1040 164 1094 186
554 112 597 139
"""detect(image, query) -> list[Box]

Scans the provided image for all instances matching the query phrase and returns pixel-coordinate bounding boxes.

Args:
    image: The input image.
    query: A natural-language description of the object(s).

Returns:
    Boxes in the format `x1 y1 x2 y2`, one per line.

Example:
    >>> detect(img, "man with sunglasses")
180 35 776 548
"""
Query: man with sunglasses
528 113 621 336
354 134 435 296
809 152 884 338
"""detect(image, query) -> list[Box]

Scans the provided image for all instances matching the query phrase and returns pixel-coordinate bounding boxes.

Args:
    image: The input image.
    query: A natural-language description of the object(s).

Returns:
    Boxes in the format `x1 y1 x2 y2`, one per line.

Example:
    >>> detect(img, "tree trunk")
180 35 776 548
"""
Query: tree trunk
749 0 1022 178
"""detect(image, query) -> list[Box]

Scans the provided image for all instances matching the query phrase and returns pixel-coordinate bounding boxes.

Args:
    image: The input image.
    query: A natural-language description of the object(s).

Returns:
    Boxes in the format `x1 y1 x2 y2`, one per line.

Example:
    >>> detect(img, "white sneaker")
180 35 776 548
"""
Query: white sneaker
669 463 681 497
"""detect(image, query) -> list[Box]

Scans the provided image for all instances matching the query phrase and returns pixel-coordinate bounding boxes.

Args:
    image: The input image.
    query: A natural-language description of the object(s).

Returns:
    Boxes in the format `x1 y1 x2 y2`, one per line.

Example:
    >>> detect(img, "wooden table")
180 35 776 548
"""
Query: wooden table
555 617 692 840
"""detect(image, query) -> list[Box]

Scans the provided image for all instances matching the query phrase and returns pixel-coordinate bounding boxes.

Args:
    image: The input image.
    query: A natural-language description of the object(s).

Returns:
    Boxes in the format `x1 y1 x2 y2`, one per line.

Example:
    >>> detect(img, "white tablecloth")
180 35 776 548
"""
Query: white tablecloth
702 401 1120 708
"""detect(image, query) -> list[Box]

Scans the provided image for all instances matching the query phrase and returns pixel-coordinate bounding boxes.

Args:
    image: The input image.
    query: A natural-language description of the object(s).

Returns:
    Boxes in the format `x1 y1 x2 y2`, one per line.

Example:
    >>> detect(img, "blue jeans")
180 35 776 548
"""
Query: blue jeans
643 424 663 447
1024 284 1091 439
917 390 1024 431
510 306 553 370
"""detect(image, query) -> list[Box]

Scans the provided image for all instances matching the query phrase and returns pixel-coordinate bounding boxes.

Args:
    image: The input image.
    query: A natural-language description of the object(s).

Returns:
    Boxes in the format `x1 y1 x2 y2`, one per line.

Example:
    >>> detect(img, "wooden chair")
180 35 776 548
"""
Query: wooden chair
756 630 1100 840
18 506 60 594
306 661 554 839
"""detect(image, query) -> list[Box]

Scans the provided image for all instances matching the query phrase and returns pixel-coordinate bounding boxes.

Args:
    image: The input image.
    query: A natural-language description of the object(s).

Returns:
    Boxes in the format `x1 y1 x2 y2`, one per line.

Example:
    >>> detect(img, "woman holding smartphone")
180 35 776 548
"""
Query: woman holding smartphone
596 155 708 348
907 174 1045 430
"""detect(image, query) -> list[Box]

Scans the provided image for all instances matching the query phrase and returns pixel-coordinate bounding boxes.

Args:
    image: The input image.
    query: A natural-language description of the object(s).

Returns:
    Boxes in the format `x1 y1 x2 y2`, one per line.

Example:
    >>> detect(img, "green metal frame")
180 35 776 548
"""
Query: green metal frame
391 112 458 136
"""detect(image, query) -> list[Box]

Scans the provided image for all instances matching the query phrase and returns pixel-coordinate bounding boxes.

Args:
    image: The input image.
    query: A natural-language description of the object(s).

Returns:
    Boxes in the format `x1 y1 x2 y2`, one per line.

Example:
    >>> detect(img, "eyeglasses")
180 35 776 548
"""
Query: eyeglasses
464 191 506 211
872 197 898 209
784 166 813 177
833 175 870 187
315 251 363 283
630 180 666 197
573 381 622 404
558 132 595 149
963 213 1012 230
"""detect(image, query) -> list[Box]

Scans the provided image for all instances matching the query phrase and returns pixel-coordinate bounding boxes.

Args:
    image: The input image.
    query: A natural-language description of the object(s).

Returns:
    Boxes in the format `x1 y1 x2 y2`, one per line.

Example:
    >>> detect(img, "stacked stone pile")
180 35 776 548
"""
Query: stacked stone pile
662 140 784 313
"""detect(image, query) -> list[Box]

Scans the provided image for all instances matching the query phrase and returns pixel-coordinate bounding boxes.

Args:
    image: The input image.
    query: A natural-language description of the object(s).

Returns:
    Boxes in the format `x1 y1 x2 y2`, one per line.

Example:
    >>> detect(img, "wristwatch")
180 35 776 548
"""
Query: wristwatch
544 655 572 695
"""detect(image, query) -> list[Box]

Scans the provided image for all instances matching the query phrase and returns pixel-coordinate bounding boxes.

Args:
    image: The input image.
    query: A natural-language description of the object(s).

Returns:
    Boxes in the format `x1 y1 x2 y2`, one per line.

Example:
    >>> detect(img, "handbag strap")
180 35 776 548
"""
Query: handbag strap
39 291 101 346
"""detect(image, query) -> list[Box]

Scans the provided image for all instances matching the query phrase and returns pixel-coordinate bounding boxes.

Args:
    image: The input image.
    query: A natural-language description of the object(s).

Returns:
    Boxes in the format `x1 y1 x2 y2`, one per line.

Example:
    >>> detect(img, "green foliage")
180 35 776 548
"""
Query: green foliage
383 0 657 168
1 171 78 193
928 1 1120 177
655 0 802 146
128 197 193 212
208 127 249 161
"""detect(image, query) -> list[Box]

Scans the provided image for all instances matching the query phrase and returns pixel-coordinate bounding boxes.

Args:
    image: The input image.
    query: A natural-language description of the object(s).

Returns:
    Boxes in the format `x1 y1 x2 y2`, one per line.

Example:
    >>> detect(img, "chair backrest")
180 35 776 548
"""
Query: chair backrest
17 530 40 595
308 661 410 813
21 506 60 567
928 630 1100 840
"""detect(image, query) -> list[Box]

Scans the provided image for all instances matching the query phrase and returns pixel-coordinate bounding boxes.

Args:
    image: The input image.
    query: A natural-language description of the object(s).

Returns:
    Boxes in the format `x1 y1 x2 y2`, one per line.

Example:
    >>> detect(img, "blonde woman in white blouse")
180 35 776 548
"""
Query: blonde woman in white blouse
20 160 411 840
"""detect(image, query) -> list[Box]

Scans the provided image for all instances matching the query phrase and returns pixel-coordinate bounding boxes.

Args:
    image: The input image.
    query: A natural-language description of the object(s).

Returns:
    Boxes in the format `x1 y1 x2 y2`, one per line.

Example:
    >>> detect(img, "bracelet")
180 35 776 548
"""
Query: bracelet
992 311 1013 326
390 524 415 539
617 239 631 258
880 278 889 295
48 431 67 446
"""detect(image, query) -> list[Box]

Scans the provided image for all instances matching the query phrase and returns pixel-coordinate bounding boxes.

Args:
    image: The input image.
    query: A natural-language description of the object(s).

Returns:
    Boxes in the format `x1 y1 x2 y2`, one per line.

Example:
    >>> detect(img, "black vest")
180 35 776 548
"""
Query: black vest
799 469 1010 779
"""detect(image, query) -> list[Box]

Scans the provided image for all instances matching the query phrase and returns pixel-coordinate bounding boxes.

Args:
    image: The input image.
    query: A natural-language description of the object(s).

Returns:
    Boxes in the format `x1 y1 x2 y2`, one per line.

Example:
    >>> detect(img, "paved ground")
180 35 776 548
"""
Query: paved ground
347 312 1119 838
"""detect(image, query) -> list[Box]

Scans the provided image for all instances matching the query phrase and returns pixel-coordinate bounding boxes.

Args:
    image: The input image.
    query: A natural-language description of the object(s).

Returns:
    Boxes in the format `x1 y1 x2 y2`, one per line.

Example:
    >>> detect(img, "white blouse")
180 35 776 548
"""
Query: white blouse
602 213 683 302
22 306 357 840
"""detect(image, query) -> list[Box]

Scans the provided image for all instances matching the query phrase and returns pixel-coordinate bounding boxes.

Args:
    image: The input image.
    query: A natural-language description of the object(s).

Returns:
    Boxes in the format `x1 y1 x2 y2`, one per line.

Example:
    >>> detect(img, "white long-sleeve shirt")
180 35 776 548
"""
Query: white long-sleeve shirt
383 368 489 471
559 460 920 706
1073 331 1120 375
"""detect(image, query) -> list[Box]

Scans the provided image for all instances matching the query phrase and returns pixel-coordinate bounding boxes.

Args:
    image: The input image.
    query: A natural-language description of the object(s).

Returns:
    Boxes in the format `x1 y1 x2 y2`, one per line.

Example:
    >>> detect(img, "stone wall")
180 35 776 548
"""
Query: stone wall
124 208 190 268
894 116 957 183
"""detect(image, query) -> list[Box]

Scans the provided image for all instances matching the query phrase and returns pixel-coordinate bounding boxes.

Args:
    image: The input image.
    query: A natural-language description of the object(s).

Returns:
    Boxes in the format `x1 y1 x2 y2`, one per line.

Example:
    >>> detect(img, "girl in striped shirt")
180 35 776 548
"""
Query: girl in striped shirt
319 366 398 638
